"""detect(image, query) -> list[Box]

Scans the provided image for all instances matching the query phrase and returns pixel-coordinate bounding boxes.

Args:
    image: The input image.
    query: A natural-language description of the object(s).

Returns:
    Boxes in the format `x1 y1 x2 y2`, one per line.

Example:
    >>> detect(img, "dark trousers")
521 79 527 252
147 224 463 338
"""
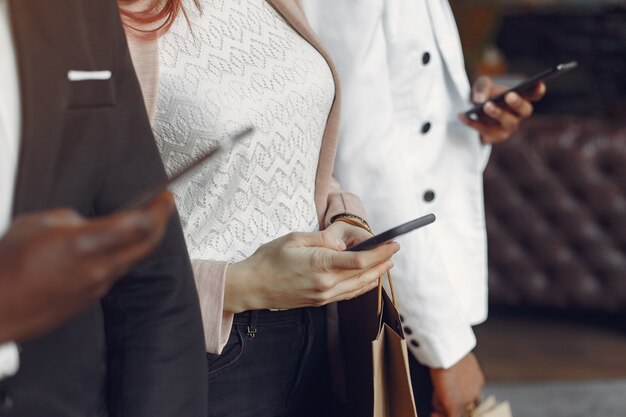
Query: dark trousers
206 307 331 417
409 352 435 416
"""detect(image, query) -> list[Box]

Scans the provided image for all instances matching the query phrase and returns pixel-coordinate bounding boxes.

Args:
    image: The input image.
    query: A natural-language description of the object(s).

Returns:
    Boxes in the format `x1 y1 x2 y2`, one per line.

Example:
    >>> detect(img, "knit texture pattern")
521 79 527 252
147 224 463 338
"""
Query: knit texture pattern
153 0 334 261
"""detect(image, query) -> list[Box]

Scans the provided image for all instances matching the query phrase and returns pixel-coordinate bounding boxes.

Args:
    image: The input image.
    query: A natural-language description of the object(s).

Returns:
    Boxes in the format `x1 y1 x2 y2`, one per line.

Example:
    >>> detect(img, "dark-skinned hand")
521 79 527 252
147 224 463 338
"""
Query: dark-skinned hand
0 192 174 343
459 76 546 144
430 352 485 417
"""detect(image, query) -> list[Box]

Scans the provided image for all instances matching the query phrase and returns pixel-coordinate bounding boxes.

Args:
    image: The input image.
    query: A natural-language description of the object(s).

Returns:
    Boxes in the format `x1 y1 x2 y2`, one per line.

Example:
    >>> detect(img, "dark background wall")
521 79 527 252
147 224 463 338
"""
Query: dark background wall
450 1 626 316
451 1 626 120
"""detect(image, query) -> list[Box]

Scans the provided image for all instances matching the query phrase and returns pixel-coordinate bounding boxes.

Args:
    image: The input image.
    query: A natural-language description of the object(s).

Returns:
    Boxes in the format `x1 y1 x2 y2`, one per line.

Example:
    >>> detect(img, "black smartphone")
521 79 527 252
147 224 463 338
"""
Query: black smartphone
347 213 436 252
464 61 578 120
122 126 254 210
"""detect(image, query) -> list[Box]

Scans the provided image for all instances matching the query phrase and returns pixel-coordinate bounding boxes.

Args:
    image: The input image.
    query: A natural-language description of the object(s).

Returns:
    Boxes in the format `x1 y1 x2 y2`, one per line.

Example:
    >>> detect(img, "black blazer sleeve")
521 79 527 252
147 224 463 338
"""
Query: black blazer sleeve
95 5 207 416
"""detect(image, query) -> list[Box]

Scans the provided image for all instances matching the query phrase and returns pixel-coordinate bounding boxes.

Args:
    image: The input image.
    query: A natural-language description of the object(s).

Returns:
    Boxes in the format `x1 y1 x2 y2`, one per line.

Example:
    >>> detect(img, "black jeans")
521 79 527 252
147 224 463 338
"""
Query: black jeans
206 307 331 417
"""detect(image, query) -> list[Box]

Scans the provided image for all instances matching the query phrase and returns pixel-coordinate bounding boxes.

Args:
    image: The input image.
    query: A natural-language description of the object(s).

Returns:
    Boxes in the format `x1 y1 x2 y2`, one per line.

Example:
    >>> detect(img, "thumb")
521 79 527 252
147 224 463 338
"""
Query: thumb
472 76 493 104
296 230 346 251
320 227 348 251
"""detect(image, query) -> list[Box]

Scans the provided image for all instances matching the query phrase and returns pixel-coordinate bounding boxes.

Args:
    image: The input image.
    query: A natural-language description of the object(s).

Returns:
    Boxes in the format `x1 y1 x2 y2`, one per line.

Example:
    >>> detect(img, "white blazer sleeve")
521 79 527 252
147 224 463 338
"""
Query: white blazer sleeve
301 0 477 369
0 342 19 380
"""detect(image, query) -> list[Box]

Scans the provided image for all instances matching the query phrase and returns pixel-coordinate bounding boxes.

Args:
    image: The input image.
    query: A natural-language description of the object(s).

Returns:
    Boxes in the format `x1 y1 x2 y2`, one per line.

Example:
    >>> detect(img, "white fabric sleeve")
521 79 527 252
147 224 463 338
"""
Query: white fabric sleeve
0 342 19 380
398 229 478 369
374 202 478 369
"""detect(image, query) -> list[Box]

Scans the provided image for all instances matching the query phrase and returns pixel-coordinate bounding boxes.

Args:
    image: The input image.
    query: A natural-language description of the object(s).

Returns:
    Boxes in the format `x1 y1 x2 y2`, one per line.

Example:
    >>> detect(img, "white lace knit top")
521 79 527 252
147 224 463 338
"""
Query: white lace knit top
153 0 335 262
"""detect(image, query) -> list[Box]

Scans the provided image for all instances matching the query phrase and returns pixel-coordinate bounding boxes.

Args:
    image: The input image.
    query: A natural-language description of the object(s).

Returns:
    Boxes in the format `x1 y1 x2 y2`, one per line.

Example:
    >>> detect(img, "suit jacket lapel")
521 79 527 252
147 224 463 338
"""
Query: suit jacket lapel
9 0 90 214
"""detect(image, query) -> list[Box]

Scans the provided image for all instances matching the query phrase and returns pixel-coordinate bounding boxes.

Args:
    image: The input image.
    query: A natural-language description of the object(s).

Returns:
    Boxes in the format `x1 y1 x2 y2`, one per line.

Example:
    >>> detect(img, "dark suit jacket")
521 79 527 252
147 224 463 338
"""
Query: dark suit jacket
0 0 208 416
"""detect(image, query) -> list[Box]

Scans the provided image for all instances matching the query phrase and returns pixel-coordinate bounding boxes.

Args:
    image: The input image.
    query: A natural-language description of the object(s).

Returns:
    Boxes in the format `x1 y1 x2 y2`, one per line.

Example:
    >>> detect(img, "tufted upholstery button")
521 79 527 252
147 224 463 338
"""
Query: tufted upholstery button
410 339 420 348
403 326 413 335
0 391 13 413
421 122 432 134
423 190 435 203
422 52 431 65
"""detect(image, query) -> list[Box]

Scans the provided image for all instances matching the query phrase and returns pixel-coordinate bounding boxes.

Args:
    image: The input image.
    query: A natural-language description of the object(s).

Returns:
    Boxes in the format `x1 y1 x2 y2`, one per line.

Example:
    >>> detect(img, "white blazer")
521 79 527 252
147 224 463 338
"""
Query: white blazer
302 0 492 368
0 0 20 381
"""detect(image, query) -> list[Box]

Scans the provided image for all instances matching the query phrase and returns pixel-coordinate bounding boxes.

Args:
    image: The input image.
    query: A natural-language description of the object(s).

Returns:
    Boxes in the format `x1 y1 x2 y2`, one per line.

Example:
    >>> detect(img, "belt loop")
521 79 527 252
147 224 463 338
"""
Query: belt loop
246 310 258 339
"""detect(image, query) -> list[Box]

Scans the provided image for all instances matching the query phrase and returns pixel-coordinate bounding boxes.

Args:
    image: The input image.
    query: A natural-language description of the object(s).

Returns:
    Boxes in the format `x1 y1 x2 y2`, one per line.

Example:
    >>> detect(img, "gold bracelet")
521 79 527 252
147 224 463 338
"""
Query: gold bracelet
331 213 371 229
332 215 373 234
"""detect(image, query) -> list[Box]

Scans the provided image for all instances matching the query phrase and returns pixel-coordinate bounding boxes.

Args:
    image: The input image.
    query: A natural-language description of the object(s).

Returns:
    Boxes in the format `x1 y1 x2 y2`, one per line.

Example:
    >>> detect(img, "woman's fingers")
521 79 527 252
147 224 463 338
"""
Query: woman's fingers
319 221 373 250
323 259 395 305
331 221 374 245
242 228 400 310
325 277 379 306
286 222 375 254
317 241 400 272
287 230 346 251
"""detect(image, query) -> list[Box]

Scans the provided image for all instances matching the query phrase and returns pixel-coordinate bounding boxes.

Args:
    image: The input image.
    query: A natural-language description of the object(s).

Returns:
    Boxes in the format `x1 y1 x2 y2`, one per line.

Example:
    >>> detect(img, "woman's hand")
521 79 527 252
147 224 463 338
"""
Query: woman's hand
224 222 399 313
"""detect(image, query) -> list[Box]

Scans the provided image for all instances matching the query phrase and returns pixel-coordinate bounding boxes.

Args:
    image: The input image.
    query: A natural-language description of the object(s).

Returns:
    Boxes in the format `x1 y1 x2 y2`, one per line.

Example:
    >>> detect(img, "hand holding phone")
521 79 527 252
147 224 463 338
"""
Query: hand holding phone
0 194 174 343
464 61 578 120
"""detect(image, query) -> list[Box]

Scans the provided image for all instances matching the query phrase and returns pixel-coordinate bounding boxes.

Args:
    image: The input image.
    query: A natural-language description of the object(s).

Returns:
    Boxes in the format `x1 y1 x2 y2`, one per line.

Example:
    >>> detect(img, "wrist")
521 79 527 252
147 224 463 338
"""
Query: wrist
224 261 257 314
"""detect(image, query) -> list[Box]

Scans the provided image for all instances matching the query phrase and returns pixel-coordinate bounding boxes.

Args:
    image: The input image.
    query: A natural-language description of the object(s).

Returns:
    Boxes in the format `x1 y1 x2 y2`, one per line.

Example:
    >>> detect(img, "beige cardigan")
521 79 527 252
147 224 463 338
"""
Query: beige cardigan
127 0 365 353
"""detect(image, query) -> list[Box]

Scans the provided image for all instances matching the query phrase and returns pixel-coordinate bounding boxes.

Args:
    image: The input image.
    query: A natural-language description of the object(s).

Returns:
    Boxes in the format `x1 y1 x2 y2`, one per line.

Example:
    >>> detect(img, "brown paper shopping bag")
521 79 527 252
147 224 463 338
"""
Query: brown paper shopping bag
337 272 418 417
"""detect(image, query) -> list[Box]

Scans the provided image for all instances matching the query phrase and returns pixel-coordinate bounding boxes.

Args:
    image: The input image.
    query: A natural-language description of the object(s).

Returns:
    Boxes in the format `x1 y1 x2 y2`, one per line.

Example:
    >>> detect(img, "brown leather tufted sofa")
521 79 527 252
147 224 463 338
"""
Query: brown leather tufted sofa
484 117 626 314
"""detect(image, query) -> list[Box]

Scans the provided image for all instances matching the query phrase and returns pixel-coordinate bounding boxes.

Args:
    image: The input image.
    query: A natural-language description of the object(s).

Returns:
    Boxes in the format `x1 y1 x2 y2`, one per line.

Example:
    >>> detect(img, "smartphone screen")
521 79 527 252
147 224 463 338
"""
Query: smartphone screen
122 126 254 210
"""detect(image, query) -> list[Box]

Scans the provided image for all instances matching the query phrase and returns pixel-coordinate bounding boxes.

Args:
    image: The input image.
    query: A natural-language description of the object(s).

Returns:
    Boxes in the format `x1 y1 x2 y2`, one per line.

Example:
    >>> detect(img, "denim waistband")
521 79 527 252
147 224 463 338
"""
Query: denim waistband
232 307 324 326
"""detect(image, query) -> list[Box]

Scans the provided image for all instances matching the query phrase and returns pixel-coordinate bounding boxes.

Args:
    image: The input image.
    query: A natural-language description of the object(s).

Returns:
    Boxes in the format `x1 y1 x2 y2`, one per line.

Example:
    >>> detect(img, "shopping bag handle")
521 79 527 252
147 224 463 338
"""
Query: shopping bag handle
377 270 398 316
